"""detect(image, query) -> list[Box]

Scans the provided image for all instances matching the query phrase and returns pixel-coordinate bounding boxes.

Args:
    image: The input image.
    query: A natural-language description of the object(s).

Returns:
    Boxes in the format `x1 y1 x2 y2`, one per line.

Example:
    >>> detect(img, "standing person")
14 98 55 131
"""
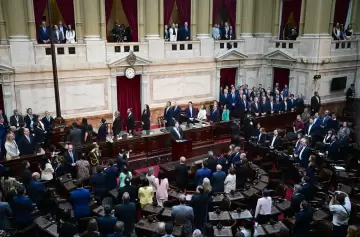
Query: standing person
172 195 194 237
293 201 313 237
190 186 209 231
67 122 82 147
114 193 136 236
254 189 272 224
155 170 169 207
310 91 321 115
66 24 76 43
163 101 174 127
70 181 91 218
329 191 351 237
104 160 118 191
5 133 20 160
174 156 189 191
119 166 132 188
211 165 226 193
97 118 107 142
222 104 230 121
75 156 90 183
10 109 24 128
346 84 356 110
126 108 134 135
141 104 151 131
224 167 236 193
138 179 154 208
112 111 122 137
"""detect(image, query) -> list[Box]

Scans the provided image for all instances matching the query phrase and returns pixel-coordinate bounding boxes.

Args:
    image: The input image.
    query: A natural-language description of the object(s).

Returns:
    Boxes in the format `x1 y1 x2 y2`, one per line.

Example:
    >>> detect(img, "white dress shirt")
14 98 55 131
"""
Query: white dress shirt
255 197 272 217
174 127 181 139
40 162 54 181
307 124 314 135
270 136 277 147
329 196 351 226
224 174 236 193
299 146 306 160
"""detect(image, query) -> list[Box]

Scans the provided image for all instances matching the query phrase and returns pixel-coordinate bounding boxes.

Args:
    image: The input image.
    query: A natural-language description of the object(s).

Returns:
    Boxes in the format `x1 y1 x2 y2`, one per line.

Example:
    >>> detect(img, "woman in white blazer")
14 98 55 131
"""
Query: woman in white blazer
197 104 207 121
66 24 76 43
39 160 54 181
5 133 19 160
169 23 178 42
224 167 236 193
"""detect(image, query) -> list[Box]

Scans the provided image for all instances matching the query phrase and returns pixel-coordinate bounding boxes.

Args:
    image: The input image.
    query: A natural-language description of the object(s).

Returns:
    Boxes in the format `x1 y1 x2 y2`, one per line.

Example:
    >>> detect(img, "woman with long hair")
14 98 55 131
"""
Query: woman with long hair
141 104 151 131
138 178 154 208
119 166 132 188
66 25 76 43
202 177 212 194
5 133 19 160
0 168 21 202
39 159 54 181
155 170 169 206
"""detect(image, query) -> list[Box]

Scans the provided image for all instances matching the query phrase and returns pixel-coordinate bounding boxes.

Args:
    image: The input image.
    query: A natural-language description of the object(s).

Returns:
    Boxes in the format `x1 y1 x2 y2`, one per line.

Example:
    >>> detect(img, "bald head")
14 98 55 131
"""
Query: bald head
180 156 186 163
157 222 165 235
122 192 130 203
32 172 40 180
216 164 222 171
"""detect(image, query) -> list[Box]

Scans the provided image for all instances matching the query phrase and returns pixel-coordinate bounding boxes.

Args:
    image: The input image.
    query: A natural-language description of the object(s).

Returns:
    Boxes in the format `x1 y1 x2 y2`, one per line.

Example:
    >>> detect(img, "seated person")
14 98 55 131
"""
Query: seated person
70 181 91 218
12 185 34 229
269 129 282 149
256 127 267 145
185 101 196 124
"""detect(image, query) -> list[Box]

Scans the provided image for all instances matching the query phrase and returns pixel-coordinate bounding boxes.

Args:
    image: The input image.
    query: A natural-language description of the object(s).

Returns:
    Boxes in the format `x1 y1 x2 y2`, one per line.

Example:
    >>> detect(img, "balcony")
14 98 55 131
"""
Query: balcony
214 40 245 56
271 40 300 57
106 42 148 62
330 40 358 58
34 43 87 65
164 41 200 59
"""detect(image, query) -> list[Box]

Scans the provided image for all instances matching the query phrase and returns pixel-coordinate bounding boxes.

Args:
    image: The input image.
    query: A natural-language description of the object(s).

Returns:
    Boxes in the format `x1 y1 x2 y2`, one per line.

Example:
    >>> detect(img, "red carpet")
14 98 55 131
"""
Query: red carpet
133 165 160 177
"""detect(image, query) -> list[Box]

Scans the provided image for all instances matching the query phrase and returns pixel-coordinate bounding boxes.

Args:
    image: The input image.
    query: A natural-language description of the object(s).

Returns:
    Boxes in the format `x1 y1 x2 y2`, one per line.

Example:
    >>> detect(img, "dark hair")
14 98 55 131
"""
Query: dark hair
72 122 78 128
165 222 174 235
197 185 204 194
76 180 83 188
229 167 235 175
96 166 103 174
263 189 270 197
104 205 112 215
142 178 149 187
301 200 309 210
87 124 93 132
33 123 39 129
82 118 88 125
27 108 32 113
49 145 56 152
158 170 166 185
336 192 346 205
303 176 310 183
203 223 214 237
101 118 106 124
17 185 25 195
279 227 290 237
61 208 72 222
123 166 129 174
108 160 114 167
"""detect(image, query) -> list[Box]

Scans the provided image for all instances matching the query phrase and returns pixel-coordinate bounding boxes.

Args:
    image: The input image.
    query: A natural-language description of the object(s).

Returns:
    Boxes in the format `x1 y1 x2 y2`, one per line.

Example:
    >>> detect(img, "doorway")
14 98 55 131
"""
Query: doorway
273 67 290 89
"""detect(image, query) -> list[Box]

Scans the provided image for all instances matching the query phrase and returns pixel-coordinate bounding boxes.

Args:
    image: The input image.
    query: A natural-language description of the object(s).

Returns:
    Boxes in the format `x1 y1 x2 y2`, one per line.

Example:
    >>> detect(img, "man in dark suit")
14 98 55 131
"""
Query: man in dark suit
257 128 266 145
274 97 282 113
26 172 45 206
190 186 210 230
185 101 196 124
41 111 54 132
164 101 174 127
117 177 138 203
228 89 238 110
172 195 194 237
195 162 211 185
70 181 91 217
18 128 36 156
64 144 77 175
210 103 219 122
114 192 137 236
104 160 118 191
97 118 107 142
260 97 269 116
251 97 261 116
288 94 297 111
171 121 183 140
327 135 339 160
305 118 319 141
211 165 226 192
291 184 305 215
116 149 129 173
296 139 310 168
90 166 107 200
112 111 122 136
180 22 190 41
107 221 125 237
0 109 8 127
235 158 250 189
10 109 24 128
239 94 248 116
38 21 50 43
58 20 67 43
67 122 82 147
24 108 36 131
273 82 280 94
220 89 230 108
204 151 217 173
298 176 313 201
269 129 282 149
281 97 290 112
172 102 181 122
164 25 170 41
97 205 117 237
310 91 321 115
293 201 313 237
12 185 34 229
126 108 134 135
174 156 189 190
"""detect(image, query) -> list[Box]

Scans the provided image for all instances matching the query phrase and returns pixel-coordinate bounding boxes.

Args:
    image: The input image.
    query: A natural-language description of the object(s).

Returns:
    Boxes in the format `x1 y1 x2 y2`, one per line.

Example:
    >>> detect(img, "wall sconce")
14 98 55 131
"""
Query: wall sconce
313 75 321 83
301 57 308 64
321 58 331 65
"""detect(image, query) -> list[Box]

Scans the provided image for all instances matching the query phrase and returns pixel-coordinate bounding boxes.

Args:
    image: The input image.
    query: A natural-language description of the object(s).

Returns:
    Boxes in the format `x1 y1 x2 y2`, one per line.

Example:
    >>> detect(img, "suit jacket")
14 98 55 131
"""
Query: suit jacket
288 99 296 110
0 202 12 230
27 180 46 204
170 127 183 140
320 115 331 127
210 108 219 122
64 150 78 166
12 195 34 223
220 94 230 107
310 96 321 111
269 135 282 148
38 27 50 42
235 164 250 189
299 183 313 201
41 116 54 131
164 29 170 40
172 106 181 122
180 26 190 41
190 193 210 226
281 100 290 112
90 173 107 198
327 140 339 160
274 102 282 113
24 114 36 130
10 115 24 128
18 135 36 156
251 102 260 114
294 209 313 237
185 107 196 122
174 163 189 189
127 113 134 131
291 193 305 214
211 171 226 192
97 123 107 142
228 94 238 110
257 133 267 145
70 188 91 217
268 101 275 113
58 26 67 42
0 114 8 126
195 168 211 185
116 154 128 173
53 30 64 43
117 184 138 203
104 166 118 191
141 111 150 130
260 101 269 114
164 107 174 126
205 157 217 173
298 146 310 167
305 123 319 136
171 204 194 236
114 202 137 236
112 117 122 135
67 128 82 147
97 215 118 237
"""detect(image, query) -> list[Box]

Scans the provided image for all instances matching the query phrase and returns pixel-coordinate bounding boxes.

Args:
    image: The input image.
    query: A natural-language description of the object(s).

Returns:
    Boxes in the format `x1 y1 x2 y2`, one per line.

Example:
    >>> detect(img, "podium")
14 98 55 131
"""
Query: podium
171 139 192 162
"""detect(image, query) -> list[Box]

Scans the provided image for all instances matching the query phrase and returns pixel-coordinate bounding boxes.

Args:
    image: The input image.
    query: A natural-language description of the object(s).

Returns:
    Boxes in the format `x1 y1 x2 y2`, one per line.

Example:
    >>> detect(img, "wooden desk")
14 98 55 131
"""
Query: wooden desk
255 112 298 131
208 211 231 221
213 226 233 237
0 153 46 177
183 125 214 146
262 222 288 235
142 204 164 215
229 210 253 220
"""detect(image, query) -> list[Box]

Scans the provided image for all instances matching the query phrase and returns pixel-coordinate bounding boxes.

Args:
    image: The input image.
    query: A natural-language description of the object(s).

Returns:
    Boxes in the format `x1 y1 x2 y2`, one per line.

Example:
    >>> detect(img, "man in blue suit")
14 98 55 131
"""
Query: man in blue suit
288 94 297 111
114 192 136 236
12 185 34 229
180 22 190 41
64 144 78 175
0 199 12 231
228 89 238 110
90 166 107 200
70 181 91 217
305 118 319 137
283 84 289 97
107 221 125 237
274 97 282 113
185 101 196 124
97 118 108 142
172 195 194 237
26 172 45 205
298 176 313 201
210 103 219 122
281 97 290 112
104 160 118 191
163 101 174 127
97 205 117 237
38 21 50 44
172 102 181 122
320 110 331 131
313 112 321 126
293 200 313 237
195 162 211 185
211 165 226 192
295 138 310 167
260 97 269 116
220 89 230 108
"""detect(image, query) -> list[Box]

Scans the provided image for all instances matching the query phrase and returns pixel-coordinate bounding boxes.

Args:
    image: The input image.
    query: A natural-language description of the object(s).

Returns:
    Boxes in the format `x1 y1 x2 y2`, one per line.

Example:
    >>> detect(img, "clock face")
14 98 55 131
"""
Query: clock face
125 67 135 79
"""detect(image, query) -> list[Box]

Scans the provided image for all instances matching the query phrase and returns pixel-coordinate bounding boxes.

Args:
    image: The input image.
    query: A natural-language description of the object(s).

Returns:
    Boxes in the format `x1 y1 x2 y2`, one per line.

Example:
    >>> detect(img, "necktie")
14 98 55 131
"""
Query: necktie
256 103 258 109
173 28 176 35
26 135 30 143
70 152 74 163
190 108 192 117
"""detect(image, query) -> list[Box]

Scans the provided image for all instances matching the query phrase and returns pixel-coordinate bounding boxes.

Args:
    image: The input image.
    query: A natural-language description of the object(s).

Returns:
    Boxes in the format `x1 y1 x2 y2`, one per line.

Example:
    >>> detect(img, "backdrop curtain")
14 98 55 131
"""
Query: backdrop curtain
164 0 175 26
116 76 141 130
121 0 138 41
220 68 237 87
280 0 302 39
212 0 223 25
333 0 350 25
176 0 191 24
56 0 74 26
33 0 47 40
224 0 236 35
105 0 114 35
273 67 290 89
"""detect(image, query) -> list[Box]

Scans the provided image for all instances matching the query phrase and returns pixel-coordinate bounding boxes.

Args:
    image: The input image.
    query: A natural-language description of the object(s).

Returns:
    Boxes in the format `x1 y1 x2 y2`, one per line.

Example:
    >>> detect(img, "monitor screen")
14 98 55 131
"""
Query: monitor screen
330 77 347 92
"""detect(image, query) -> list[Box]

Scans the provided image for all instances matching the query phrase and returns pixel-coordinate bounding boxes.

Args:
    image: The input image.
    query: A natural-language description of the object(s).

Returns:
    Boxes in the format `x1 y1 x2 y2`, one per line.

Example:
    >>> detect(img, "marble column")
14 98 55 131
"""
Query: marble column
299 0 306 36
191 0 197 39
26 0 36 42
236 0 242 38
272 0 280 37
4 0 29 41
159 0 164 38
0 0 7 44
254 0 273 37
215 68 221 101
209 0 213 34
138 0 145 41
196 0 210 38
304 0 333 35
100 0 106 41
145 0 160 40
74 0 84 43
351 0 360 34
241 0 255 37
83 0 101 40
329 0 336 34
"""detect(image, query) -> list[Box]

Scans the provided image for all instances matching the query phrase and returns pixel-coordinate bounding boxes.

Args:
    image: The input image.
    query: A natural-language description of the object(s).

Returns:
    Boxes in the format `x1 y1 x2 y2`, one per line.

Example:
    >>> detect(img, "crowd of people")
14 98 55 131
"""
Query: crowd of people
332 23 353 40
164 22 191 42
39 20 76 44
110 22 133 43
212 21 235 40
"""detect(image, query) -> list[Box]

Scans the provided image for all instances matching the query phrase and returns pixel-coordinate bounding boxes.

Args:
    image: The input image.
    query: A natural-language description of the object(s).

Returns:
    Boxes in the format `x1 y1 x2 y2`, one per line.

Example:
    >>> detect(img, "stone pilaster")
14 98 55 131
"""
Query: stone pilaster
138 0 145 41
304 0 333 36
272 0 280 37
190 0 197 39
299 0 306 36
329 0 336 34
4 0 29 41
145 0 160 40
241 0 255 37
351 0 360 34
100 0 106 41
159 0 164 38
26 0 36 42
0 0 7 44
74 0 84 43
254 0 273 37
83 0 101 40
196 0 210 38
236 0 242 38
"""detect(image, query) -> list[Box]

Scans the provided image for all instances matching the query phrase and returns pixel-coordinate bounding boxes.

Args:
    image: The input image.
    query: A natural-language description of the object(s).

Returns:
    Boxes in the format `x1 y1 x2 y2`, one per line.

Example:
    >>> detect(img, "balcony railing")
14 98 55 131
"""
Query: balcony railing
164 41 200 58
106 42 148 62
214 40 245 55
331 40 357 50
34 43 86 65
271 40 300 57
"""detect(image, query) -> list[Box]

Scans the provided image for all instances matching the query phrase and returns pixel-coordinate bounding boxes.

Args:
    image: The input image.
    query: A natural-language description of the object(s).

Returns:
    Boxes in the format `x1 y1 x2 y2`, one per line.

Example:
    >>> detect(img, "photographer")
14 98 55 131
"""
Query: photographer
329 191 351 237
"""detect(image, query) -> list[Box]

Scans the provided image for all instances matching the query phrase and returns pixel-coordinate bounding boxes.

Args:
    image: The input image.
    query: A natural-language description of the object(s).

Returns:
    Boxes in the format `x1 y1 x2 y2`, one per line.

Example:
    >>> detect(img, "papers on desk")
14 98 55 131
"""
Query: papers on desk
176 139 188 142
318 152 325 156
334 166 346 171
